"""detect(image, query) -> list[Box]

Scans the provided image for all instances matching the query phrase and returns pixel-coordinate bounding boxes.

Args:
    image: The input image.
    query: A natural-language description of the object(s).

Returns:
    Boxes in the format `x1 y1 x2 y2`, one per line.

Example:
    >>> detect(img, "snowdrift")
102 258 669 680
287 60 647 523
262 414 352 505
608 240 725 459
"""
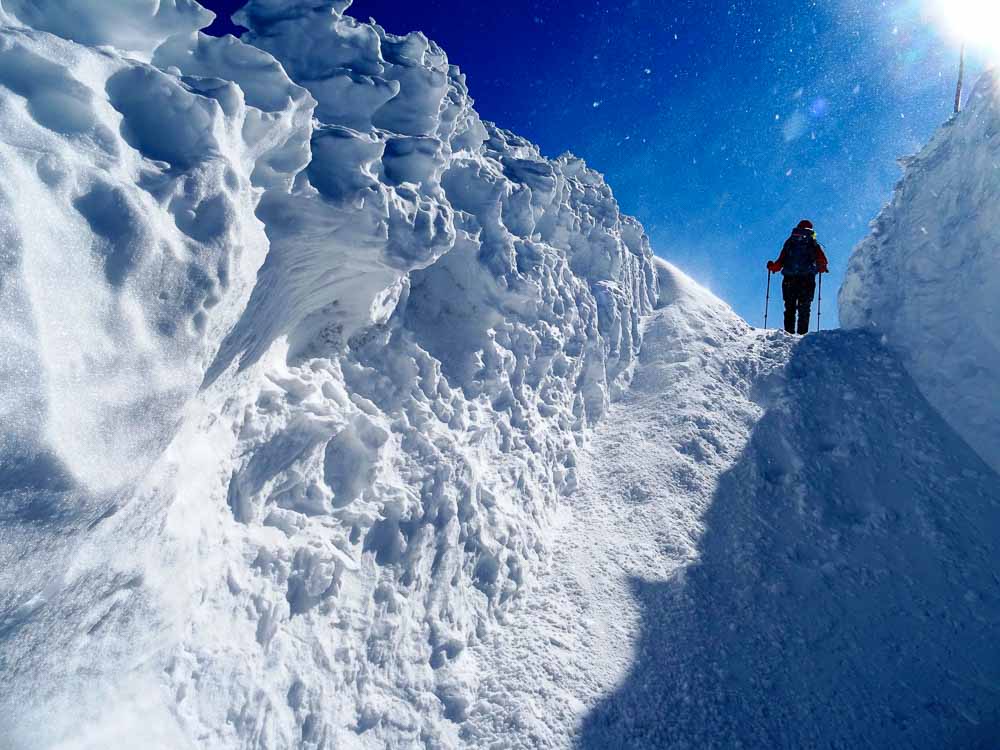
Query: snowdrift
840 72 1000 473
0 0 657 746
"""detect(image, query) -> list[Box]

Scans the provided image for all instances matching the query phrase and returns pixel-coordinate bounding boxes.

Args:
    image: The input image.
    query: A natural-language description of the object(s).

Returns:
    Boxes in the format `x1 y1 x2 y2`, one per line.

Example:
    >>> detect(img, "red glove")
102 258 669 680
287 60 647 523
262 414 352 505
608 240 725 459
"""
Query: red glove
766 261 777 272
818 263 829 274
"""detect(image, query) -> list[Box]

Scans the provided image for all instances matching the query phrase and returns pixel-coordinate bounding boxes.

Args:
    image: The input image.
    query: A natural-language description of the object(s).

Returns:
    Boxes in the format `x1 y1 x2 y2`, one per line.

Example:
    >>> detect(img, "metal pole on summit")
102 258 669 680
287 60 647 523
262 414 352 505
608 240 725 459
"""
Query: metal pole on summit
817 273 823 331
764 270 772 329
955 44 966 114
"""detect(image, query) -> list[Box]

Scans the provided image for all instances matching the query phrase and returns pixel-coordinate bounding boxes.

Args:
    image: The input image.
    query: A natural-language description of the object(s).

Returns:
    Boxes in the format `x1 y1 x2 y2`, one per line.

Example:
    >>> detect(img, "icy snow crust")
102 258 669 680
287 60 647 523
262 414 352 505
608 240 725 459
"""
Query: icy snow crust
0 1 655 746
840 73 1000 473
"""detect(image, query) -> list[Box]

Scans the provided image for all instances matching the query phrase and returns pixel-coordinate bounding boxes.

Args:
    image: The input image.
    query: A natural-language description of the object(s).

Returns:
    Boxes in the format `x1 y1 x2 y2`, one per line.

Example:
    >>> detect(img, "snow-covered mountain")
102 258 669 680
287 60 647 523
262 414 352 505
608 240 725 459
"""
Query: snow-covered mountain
1 2 998 749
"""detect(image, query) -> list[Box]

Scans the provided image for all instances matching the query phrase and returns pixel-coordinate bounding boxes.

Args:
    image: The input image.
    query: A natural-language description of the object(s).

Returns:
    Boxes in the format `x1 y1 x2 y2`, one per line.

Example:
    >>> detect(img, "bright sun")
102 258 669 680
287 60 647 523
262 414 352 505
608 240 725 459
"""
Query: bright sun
928 0 1000 55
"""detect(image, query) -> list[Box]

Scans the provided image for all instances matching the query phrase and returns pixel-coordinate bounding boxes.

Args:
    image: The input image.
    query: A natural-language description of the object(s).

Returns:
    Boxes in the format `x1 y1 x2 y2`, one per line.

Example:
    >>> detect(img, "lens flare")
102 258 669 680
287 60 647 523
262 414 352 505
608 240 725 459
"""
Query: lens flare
927 0 1000 57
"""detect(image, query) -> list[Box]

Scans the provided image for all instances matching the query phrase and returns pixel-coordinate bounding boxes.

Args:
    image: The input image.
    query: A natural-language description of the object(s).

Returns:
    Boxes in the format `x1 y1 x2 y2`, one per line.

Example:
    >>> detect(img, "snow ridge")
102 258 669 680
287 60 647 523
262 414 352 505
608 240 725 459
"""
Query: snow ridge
840 72 1000 473
0 1 657 747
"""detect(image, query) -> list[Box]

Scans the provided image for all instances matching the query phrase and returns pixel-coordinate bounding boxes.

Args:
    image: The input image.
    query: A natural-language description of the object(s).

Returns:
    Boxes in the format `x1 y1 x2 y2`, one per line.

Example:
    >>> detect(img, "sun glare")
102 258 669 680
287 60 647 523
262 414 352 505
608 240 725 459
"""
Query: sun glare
928 0 1000 57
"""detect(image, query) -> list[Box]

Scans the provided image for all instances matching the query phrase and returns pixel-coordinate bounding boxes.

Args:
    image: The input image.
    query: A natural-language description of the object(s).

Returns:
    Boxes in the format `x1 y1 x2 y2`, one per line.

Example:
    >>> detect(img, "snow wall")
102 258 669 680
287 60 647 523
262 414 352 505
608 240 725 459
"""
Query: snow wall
0 1 657 747
840 72 1000 473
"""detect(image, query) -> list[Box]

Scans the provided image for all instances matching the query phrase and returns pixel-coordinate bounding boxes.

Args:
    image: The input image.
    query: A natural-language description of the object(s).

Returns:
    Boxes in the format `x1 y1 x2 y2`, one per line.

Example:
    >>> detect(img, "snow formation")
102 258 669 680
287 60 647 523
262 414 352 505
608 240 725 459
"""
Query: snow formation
0 0 655 746
840 72 1000 473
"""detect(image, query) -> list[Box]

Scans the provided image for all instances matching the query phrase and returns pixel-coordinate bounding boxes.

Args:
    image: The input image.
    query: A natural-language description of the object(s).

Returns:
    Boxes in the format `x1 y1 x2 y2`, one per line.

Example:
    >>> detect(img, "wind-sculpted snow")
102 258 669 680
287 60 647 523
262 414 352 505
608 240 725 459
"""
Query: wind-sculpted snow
0 0 213 56
0 1 656 746
0 5 309 494
840 72 1000 473
0 4 315 744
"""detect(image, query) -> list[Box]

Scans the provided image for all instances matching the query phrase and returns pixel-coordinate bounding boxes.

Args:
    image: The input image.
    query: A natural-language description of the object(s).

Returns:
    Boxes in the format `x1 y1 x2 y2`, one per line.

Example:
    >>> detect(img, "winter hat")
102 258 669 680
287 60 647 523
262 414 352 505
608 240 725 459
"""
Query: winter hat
797 219 814 230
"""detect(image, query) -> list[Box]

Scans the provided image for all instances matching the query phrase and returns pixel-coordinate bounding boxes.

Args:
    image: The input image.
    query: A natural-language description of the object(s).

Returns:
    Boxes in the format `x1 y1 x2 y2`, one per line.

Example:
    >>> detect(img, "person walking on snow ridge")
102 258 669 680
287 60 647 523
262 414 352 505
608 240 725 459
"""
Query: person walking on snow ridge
767 219 829 335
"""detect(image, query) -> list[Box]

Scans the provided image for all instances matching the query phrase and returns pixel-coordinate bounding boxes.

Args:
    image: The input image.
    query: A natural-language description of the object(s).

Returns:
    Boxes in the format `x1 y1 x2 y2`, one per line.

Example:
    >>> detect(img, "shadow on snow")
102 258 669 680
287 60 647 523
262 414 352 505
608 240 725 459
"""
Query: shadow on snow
578 331 1000 749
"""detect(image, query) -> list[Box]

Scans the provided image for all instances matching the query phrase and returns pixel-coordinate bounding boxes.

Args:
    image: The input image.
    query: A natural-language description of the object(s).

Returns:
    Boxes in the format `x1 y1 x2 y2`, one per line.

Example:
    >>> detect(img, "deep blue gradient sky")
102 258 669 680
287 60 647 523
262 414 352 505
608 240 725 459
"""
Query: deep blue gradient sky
199 0 983 327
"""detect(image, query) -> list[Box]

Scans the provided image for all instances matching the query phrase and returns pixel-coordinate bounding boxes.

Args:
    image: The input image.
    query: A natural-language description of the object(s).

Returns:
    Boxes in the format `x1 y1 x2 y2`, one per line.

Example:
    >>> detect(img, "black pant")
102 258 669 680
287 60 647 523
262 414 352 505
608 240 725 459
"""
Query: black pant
782 275 815 335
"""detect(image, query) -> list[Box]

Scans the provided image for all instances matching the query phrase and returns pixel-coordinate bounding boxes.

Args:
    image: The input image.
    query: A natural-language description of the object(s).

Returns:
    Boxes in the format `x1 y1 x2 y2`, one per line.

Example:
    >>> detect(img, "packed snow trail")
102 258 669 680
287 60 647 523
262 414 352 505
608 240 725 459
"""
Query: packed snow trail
464 264 1000 749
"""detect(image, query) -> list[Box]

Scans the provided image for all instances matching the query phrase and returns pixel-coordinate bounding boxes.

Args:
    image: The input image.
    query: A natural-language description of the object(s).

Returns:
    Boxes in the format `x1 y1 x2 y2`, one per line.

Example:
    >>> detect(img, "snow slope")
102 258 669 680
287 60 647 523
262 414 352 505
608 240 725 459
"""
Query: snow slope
841 72 1000 474
464 262 1000 748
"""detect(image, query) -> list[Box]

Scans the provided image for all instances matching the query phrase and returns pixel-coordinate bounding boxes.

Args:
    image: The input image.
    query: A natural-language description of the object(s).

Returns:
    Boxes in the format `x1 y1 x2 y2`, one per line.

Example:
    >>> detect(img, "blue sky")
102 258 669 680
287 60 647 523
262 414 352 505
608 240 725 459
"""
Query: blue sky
200 0 981 327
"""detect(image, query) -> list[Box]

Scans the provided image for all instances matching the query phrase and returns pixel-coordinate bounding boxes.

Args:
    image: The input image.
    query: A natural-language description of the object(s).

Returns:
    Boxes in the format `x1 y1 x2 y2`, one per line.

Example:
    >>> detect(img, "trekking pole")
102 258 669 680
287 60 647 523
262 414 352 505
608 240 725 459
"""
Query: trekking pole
764 270 772 329
817 273 823 331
